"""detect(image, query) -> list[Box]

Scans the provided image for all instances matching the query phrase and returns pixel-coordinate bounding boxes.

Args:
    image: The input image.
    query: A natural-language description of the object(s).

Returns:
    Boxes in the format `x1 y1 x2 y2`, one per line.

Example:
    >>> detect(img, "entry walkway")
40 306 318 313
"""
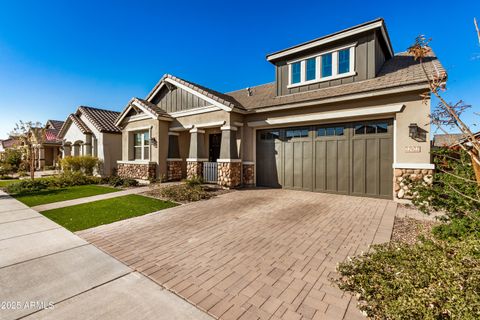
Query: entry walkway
0 191 212 320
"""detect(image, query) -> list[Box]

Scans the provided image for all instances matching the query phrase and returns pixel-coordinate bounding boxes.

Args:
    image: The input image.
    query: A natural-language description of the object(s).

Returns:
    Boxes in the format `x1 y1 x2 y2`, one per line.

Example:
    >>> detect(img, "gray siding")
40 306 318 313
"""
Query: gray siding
275 30 386 96
151 86 209 113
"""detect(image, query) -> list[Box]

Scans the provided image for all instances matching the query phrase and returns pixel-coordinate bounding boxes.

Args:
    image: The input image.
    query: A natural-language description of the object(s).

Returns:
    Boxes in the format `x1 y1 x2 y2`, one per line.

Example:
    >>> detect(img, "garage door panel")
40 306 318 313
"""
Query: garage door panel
314 141 326 191
365 138 379 196
352 139 366 195
302 141 313 190
379 137 393 197
326 140 338 192
337 140 349 194
284 142 294 188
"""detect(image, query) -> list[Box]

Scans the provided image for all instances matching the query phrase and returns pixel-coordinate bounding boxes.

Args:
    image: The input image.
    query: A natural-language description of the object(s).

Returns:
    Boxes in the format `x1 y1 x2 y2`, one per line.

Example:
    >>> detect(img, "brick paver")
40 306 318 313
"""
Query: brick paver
78 189 396 320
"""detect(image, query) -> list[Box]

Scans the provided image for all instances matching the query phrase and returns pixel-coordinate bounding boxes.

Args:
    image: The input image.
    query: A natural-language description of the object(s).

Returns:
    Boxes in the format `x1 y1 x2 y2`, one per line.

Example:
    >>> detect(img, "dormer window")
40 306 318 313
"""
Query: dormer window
287 44 356 88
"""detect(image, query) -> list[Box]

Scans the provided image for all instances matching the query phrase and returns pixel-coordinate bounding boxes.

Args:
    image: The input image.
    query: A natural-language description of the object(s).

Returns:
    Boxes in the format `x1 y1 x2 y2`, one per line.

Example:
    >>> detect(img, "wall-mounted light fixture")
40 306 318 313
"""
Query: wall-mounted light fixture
409 123 427 142
150 137 157 147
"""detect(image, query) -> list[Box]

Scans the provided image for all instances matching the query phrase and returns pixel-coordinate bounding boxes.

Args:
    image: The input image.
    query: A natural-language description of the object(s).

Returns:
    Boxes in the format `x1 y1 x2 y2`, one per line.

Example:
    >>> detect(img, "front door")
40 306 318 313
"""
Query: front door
209 133 221 162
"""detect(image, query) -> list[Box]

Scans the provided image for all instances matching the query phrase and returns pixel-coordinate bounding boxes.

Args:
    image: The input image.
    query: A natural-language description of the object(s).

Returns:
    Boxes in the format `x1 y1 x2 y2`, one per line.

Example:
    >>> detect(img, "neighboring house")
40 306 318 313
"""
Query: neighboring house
58 106 122 176
32 120 64 170
0 137 20 154
432 133 466 148
115 18 445 200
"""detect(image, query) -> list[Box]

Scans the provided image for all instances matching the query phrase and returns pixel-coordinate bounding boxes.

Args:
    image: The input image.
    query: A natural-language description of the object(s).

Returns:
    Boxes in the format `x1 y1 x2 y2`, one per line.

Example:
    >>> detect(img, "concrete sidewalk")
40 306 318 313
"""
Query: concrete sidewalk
31 186 151 212
0 191 212 320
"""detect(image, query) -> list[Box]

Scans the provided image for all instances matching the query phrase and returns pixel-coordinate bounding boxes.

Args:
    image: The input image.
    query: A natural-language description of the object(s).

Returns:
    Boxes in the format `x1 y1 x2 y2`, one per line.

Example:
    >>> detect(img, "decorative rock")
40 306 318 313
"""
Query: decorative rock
118 163 156 180
394 169 403 177
397 189 405 199
167 160 183 181
187 161 203 179
242 164 255 186
393 167 434 200
217 161 241 188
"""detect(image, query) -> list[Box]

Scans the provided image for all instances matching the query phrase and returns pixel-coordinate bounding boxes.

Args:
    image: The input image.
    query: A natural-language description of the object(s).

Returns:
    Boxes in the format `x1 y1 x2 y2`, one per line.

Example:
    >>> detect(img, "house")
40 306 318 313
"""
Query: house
0 137 20 154
32 120 64 170
432 133 466 148
58 106 122 176
115 18 445 199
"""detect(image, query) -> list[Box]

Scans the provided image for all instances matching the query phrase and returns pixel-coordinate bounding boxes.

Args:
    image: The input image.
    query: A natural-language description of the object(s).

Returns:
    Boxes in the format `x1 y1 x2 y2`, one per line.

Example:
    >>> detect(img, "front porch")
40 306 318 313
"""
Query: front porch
34 143 62 171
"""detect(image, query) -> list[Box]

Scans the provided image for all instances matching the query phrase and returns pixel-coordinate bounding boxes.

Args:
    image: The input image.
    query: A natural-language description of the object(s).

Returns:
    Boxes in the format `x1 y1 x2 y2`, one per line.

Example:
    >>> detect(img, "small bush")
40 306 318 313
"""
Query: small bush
61 156 100 175
159 184 211 202
102 176 139 188
336 237 480 320
5 172 101 194
184 175 203 187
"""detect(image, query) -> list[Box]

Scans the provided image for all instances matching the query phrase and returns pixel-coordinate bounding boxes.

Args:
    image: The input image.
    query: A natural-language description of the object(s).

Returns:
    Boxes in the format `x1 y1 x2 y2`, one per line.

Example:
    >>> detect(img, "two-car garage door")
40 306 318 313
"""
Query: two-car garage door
256 120 393 199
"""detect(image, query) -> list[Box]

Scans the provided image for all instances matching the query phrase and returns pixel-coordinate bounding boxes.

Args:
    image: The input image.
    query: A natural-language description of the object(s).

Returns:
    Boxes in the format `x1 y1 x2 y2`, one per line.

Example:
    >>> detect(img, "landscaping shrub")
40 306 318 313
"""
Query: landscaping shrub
61 156 100 175
0 148 23 172
336 237 480 320
103 176 139 188
159 184 211 202
184 175 203 187
5 172 101 194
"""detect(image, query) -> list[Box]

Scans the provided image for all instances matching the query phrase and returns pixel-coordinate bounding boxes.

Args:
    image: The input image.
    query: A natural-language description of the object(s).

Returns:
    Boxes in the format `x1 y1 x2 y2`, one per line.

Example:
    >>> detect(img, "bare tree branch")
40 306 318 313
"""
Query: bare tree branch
475 18 480 45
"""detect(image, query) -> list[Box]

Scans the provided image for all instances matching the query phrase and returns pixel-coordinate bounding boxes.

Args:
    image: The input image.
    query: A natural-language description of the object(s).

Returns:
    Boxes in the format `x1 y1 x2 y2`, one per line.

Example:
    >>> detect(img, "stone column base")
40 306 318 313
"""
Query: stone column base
242 163 255 186
394 168 433 200
167 160 183 181
218 161 241 188
117 162 156 180
187 161 203 180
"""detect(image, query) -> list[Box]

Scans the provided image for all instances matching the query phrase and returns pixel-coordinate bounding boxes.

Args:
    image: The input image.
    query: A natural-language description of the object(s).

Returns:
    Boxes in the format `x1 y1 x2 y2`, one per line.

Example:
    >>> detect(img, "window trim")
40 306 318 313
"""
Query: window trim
133 130 150 161
287 43 356 88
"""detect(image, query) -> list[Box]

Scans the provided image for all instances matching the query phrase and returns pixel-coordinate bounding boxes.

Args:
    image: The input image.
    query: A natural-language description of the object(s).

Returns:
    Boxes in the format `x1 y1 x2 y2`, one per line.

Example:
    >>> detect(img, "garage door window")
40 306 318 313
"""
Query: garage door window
354 122 388 135
260 130 280 140
317 126 344 137
286 128 309 139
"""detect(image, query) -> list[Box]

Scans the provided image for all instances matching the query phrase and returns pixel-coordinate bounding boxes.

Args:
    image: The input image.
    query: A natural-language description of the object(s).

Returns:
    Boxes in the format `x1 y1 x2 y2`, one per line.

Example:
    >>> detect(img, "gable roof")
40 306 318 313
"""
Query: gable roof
58 114 92 138
227 51 445 110
77 106 121 133
46 120 65 131
145 74 243 111
266 18 393 62
115 97 173 127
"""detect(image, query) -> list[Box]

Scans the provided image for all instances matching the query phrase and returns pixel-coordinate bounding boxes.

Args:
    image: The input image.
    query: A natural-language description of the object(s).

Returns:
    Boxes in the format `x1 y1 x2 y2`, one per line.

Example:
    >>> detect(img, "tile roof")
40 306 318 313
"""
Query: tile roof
226 51 446 110
47 120 65 131
432 133 466 147
77 106 121 133
133 97 171 117
146 74 243 110
1 138 19 149
59 114 92 138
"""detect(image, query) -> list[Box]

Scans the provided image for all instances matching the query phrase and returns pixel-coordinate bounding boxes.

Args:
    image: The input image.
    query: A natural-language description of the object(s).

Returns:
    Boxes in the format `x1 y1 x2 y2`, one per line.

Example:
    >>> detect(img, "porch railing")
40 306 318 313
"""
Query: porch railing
203 162 218 183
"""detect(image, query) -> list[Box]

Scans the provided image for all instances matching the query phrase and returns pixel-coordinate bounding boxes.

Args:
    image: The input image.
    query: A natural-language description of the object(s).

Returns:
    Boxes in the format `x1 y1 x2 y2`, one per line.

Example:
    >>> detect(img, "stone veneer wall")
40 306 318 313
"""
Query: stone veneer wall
218 162 241 188
394 168 433 200
242 164 255 186
186 161 203 179
117 163 156 180
167 160 183 181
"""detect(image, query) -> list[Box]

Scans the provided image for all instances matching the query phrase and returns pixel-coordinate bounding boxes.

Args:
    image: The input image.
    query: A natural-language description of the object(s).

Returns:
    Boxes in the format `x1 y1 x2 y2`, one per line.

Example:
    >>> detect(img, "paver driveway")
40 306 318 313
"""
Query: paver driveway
78 189 396 320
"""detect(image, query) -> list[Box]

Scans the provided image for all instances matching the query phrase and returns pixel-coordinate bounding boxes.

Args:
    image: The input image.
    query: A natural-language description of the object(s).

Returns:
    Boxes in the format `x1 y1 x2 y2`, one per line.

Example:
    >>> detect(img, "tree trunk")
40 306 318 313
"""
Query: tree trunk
471 153 480 186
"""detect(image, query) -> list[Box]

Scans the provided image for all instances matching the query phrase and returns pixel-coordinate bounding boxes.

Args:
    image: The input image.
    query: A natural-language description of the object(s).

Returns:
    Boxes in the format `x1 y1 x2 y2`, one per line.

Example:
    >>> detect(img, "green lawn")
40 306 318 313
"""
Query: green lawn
41 194 178 232
0 179 20 187
14 185 119 207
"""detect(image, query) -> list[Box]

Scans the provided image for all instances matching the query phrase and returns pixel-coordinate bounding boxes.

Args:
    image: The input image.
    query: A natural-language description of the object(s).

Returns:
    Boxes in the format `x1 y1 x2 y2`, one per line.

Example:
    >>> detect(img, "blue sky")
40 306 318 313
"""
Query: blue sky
0 0 479 138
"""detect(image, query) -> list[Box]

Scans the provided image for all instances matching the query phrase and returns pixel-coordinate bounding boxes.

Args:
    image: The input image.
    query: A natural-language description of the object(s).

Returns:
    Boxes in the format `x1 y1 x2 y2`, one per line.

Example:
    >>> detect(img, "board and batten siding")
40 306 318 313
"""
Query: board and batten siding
275 30 387 96
150 86 209 113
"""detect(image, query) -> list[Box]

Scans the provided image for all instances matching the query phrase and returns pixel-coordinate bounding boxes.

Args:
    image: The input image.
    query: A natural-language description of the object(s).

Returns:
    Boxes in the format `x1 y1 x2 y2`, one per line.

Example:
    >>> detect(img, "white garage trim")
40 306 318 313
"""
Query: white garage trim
393 163 435 169
247 104 405 127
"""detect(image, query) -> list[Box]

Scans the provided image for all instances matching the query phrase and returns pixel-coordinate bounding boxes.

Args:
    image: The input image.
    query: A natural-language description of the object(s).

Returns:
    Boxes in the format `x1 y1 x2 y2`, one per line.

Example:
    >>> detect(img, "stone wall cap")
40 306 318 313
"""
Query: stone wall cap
186 158 208 162
166 158 183 161
217 159 242 163
392 163 435 169
118 160 157 165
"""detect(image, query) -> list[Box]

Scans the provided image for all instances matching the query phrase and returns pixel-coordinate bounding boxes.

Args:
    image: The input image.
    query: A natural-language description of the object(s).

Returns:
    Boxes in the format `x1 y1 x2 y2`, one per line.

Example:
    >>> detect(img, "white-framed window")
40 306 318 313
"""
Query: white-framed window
133 131 150 160
287 44 356 88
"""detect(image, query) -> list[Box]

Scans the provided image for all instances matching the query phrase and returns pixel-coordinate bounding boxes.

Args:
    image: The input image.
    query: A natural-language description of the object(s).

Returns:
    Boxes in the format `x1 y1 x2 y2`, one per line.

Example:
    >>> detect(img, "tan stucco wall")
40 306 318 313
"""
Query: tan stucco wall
102 133 122 175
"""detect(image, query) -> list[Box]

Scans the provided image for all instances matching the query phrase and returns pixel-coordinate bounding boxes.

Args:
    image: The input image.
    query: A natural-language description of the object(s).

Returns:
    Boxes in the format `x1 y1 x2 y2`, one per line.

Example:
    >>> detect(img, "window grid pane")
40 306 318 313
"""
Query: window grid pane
306 58 316 81
291 62 301 84
321 53 332 77
338 49 350 74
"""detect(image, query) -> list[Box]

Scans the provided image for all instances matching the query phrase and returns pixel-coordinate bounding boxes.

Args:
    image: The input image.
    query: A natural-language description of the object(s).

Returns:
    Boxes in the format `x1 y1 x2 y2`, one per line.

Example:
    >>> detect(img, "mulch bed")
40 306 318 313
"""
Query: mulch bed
391 217 439 245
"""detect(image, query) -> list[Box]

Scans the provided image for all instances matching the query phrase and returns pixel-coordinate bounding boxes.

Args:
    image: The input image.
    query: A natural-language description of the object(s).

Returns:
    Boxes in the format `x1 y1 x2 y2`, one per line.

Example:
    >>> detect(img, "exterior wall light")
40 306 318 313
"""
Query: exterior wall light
409 123 426 142
150 137 157 147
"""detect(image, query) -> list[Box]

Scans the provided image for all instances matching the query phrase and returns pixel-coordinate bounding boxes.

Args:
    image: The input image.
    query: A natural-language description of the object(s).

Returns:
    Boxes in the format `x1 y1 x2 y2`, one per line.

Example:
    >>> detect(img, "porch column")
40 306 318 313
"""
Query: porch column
38 145 45 170
217 126 241 188
63 143 71 157
241 125 255 186
167 132 182 181
186 128 207 179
